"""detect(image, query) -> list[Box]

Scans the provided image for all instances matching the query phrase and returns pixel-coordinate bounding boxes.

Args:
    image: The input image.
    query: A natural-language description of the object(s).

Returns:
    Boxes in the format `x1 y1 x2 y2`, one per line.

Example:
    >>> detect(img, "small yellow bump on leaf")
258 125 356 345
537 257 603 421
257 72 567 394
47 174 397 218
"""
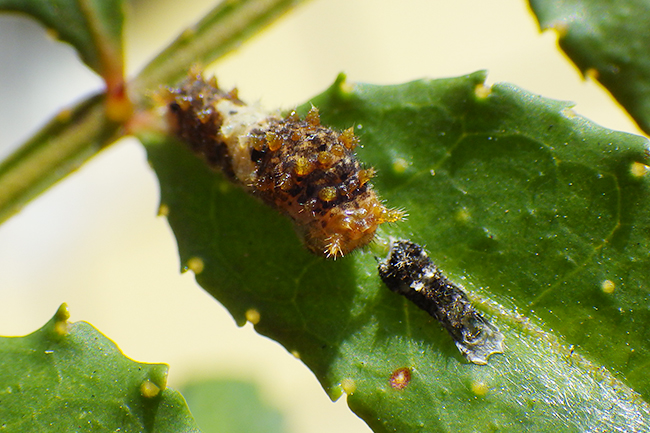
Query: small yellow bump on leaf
455 208 471 223
45 28 59 40
56 108 72 123
392 158 409 174
550 20 569 38
601 279 615 294
55 303 71 321
180 27 197 41
340 378 356 395
54 320 70 337
53 303 70 336
630 161 650 178
585 68 600 81
187 256 205 275
140 380 161 398
158 203 170 217
561 107 577 119
338 79 354 95
245 308 261 325
291 350 301 359
471 381 489 396
474 83 492 99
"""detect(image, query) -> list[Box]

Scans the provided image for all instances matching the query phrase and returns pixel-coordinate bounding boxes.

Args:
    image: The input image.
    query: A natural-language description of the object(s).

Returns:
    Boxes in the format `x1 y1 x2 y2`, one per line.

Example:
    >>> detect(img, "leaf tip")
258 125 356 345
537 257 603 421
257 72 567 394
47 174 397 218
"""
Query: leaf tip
245 308 261 325
548 20 570 38
185 256 205 275
330 72 355 98
584 67 600 81
51 303 71 337
55 303 71 322
340 378 356 395
474 83 492 99
158 203 170 217
561 107 578 119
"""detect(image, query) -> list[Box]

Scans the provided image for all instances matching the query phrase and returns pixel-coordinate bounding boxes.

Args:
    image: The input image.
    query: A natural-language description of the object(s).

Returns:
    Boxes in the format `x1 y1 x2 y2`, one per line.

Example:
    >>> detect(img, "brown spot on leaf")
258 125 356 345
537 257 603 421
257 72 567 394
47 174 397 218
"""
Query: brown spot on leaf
389 367 411 390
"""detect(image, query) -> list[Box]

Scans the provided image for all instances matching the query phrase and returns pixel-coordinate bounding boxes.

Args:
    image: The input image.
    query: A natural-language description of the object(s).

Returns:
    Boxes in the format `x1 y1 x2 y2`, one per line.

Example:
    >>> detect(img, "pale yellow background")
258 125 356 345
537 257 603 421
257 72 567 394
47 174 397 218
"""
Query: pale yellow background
0 1 643 432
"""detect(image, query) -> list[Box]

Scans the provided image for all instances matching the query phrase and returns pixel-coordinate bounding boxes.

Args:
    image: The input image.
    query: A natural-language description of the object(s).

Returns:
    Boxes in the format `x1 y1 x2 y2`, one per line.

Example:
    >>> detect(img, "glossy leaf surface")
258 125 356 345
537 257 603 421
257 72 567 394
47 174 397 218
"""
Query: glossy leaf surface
529 0 650 134
0 305 200 432
144 72 650 431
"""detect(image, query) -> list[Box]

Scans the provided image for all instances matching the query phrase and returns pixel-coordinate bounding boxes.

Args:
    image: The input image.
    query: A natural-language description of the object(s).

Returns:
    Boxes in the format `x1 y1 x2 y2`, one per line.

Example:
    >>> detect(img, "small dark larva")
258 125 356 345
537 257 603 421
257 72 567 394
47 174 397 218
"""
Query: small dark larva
378 239 504 365
159 70 403 258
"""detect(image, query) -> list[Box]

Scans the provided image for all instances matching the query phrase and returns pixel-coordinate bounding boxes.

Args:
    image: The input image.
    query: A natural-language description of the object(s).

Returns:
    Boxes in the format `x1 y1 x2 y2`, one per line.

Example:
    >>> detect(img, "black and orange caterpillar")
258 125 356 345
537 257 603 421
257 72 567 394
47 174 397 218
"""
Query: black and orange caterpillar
159 70 403 258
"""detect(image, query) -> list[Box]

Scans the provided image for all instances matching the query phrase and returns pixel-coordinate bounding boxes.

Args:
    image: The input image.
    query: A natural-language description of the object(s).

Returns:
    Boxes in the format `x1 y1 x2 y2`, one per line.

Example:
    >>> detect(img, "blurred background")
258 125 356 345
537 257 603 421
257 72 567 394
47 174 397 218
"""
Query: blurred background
0 1 643 432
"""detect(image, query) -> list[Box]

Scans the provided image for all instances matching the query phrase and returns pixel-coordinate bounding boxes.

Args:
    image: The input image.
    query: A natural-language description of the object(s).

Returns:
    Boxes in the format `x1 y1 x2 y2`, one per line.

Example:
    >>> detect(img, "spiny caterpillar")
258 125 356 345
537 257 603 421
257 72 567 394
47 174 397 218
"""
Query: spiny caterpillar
159 70 403 258
378 239 504 365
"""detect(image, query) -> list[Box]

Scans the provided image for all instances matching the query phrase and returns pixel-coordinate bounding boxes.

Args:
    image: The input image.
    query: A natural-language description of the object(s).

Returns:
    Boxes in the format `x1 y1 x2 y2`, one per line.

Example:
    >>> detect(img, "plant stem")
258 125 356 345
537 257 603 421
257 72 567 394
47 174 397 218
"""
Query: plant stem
0 94 120 224
0 0 309 226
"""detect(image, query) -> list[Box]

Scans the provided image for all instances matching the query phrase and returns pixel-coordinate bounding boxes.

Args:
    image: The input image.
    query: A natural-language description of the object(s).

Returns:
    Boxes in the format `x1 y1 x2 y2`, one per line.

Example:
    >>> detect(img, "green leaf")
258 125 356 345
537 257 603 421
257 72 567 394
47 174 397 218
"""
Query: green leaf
0 0 128 119
528 0 650 134
143 72 650 431
0 304 200 432
181 379 286 433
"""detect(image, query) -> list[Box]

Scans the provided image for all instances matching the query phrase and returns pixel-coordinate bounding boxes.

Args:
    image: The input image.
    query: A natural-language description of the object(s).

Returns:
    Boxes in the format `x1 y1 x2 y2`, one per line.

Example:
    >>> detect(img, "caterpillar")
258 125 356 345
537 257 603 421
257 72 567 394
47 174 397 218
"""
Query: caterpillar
159 70 403 258
378 239 504 365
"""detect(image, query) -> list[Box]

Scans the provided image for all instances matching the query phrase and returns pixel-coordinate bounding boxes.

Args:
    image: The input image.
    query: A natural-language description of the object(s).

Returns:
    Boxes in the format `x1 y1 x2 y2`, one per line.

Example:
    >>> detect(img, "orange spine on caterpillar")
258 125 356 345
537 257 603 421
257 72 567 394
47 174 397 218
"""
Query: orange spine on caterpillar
159 69 403 258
